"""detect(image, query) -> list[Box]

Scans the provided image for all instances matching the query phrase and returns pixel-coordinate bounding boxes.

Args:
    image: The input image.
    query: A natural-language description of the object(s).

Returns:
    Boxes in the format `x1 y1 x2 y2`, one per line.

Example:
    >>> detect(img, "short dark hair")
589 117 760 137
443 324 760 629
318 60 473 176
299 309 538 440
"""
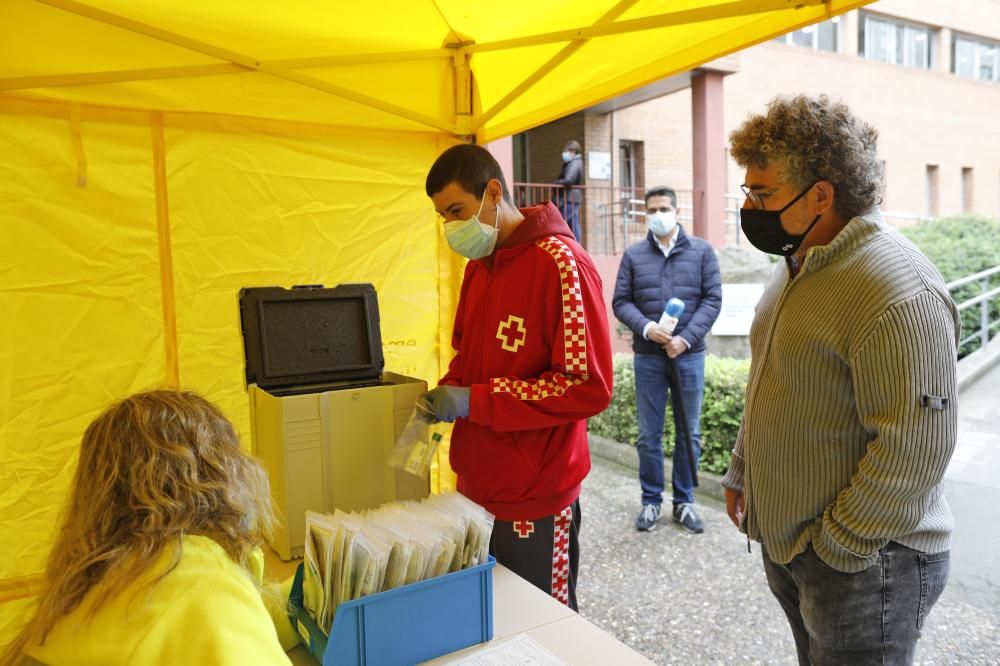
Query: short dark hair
425 144 511 202
644 186 677 207
564 140 581 154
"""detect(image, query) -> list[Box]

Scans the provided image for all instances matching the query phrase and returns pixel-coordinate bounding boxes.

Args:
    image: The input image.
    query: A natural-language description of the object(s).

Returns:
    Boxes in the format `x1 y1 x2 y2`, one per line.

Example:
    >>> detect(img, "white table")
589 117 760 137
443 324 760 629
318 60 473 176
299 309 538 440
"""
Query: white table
287 564 653 665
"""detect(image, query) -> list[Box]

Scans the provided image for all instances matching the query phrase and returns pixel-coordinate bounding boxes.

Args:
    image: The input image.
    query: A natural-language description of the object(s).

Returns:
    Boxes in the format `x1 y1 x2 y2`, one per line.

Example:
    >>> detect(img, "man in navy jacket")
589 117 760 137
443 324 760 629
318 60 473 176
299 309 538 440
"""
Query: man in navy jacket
613 186 722 533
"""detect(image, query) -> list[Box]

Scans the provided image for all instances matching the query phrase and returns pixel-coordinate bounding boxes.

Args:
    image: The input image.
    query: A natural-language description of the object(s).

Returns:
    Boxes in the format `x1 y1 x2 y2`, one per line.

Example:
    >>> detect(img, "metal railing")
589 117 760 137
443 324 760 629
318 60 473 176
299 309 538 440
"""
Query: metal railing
513 182 647 254
724 194 744 247
947 265 1000 353
512 183 958 255
880 211 928 227
512 183 745 253
595 192 696 254
512 182 571 209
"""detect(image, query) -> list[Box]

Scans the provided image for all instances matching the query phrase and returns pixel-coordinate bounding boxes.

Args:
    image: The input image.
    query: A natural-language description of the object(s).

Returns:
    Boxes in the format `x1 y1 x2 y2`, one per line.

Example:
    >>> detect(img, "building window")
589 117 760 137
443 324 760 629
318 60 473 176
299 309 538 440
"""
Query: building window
774 18 839 51
962 167 974 213
619 140 644 193
953 34 999 82
926 165 939 218
512 134 529 183
860 14 933 69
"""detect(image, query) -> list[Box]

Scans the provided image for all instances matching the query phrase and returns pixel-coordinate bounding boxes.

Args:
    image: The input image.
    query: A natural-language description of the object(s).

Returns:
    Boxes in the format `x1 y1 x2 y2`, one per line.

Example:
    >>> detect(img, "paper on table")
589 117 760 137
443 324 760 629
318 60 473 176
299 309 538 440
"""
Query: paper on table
432 633 568 666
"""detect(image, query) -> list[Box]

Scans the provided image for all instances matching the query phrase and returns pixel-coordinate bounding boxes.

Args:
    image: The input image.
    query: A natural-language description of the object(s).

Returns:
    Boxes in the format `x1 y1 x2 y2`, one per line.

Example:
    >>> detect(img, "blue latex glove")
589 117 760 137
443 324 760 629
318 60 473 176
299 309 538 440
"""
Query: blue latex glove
425 386 470 423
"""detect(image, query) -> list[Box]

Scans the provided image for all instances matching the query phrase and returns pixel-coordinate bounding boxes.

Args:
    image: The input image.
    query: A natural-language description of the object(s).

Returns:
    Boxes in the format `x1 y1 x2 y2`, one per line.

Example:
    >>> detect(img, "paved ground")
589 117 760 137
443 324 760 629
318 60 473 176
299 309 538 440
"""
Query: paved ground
574 449 1000 665
946 355 1000 610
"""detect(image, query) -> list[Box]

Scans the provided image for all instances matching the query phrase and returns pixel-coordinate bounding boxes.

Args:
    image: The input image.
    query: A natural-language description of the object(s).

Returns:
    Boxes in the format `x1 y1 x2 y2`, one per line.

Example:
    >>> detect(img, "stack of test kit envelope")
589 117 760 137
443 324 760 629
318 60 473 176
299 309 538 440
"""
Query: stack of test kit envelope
289 492 497 665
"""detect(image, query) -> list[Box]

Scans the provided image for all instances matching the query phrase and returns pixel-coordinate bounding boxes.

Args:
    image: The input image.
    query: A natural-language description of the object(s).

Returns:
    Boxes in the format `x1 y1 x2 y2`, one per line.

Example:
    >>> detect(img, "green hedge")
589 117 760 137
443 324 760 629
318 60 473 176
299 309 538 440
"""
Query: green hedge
588 353 750 475
901 215 1000 357
589 217 999 473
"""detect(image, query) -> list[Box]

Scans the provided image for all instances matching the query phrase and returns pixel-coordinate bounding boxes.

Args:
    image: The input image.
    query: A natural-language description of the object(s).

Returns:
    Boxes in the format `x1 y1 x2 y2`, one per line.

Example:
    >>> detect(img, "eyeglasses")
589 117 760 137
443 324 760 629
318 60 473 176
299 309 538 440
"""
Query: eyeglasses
740 184 783 210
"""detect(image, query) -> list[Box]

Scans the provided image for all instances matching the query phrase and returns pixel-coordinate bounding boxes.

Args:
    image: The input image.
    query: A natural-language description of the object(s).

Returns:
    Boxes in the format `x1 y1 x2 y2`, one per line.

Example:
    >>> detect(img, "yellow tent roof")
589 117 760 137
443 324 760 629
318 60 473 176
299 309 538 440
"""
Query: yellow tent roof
3 0 872 141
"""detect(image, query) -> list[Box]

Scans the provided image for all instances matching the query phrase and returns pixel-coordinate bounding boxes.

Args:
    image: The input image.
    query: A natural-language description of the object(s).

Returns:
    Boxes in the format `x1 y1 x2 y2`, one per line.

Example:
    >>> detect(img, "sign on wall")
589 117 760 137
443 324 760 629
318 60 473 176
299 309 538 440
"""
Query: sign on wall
588 151 611 180
711 283 766 336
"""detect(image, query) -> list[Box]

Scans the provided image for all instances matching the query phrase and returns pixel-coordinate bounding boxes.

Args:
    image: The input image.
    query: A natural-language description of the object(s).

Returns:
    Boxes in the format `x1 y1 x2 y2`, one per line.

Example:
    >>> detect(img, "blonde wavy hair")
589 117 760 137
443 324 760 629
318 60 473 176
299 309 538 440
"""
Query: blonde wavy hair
729 94 883 221
4 390 275 662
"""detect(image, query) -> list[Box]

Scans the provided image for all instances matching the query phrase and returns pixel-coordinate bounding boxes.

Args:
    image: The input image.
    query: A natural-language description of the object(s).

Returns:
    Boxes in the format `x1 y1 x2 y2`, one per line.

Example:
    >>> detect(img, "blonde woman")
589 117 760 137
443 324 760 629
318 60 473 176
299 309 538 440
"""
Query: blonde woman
3 390 295 665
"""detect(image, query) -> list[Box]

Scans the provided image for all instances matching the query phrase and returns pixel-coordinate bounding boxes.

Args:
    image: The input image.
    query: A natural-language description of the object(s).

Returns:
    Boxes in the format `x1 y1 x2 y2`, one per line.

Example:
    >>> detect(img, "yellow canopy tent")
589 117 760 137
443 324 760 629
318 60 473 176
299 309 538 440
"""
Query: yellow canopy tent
0 0 871 641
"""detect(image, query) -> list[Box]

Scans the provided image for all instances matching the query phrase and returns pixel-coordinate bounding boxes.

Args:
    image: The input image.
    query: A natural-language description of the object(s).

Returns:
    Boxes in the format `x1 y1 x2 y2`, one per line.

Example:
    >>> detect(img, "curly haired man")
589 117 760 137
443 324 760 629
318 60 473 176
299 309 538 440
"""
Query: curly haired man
722 95 959 665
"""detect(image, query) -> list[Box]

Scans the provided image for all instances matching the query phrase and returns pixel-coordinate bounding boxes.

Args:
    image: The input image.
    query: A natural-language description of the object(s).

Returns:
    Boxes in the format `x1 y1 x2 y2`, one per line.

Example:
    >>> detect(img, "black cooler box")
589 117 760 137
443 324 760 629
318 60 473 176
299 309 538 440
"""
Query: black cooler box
239 283 384 394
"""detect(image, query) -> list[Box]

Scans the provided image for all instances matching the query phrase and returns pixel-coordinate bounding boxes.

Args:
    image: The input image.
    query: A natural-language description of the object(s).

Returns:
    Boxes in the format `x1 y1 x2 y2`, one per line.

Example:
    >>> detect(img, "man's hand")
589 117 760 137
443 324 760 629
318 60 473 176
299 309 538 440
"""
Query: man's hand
663 336 687 359
425 386 470 423
724 487 745 528
646 324 671 345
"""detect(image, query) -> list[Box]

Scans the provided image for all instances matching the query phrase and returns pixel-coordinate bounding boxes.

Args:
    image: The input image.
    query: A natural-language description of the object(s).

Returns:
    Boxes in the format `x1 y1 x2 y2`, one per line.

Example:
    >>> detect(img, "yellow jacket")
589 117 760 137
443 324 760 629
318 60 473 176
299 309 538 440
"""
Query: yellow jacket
26 535 294 665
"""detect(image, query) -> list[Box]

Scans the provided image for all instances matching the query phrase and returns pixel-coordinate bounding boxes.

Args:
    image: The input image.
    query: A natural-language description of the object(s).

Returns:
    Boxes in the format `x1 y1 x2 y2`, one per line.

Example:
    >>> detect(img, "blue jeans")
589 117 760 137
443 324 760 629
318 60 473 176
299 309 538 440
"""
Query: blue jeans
560 201 582 242
762 542 950 665
634 350 705 506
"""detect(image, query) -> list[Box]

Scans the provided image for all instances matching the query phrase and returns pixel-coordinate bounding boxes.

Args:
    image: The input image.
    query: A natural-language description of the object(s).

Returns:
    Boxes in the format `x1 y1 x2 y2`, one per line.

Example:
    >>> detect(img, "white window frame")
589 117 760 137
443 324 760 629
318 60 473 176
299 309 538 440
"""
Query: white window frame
953 33 1000 83
962 167 975 214
860 13 934 70
619 140 638 191
774 18 839 52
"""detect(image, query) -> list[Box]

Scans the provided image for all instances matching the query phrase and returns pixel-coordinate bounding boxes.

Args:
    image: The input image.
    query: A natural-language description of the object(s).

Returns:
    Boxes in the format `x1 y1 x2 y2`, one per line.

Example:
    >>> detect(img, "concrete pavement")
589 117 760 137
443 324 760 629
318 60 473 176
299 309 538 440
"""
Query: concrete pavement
946 344 1000 610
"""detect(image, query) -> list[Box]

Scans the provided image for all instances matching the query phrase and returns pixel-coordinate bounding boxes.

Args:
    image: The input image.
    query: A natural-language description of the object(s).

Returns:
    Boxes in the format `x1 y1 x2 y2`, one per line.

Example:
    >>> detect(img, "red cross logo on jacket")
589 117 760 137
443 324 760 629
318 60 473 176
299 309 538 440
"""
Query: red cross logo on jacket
513 520 535 538
496 315 527 352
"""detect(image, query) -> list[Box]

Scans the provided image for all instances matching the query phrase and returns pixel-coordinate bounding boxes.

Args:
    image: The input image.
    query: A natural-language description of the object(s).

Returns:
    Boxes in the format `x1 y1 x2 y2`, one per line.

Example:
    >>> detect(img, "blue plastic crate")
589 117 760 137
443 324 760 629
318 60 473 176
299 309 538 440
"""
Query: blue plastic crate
289 556 495 665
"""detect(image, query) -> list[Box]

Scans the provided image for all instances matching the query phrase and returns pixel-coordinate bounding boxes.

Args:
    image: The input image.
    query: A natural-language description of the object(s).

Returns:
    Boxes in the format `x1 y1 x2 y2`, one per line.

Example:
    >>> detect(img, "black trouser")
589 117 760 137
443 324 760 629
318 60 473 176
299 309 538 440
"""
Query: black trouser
489 500 581 610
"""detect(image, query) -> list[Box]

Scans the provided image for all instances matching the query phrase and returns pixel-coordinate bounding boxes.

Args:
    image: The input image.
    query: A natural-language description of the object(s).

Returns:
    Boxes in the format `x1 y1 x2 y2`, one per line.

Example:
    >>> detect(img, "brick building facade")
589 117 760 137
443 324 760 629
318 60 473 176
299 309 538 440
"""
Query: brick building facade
514 0 1000 252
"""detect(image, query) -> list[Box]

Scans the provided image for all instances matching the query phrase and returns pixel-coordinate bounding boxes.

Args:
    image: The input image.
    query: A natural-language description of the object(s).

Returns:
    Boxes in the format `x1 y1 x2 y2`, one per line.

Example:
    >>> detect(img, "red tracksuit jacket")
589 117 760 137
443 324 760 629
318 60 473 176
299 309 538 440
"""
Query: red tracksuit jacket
440 202 613 521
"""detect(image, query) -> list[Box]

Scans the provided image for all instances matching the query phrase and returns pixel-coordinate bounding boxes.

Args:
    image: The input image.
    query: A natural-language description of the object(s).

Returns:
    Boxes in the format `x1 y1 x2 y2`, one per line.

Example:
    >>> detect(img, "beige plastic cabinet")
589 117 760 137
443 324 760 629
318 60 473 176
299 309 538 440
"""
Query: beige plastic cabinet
249 371 428 560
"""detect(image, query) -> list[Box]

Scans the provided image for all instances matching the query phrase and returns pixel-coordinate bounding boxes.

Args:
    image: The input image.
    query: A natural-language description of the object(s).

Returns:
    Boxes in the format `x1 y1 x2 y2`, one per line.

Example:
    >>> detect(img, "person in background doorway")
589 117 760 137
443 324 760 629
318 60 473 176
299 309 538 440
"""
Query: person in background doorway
5 390 297 665
723 94 958 665
612 186 722 534
555 140 584 242
423 143 613 611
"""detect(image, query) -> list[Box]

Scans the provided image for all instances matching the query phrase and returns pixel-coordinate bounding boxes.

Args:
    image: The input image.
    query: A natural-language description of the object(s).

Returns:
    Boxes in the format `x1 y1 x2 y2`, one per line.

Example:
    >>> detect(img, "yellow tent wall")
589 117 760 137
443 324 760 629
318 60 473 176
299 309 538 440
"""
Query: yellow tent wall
0 101 463 640
1 0 876 647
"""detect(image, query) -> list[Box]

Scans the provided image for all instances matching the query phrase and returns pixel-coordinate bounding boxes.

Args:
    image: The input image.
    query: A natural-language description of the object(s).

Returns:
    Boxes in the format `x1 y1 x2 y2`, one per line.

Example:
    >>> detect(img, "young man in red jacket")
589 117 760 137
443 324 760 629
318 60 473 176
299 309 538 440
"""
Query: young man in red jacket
423 144 613 610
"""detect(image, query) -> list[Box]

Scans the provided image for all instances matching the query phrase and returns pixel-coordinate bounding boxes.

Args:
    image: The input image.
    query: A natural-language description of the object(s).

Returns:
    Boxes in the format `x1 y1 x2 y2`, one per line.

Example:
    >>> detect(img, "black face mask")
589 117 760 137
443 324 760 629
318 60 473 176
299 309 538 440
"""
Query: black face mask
740 181 821 257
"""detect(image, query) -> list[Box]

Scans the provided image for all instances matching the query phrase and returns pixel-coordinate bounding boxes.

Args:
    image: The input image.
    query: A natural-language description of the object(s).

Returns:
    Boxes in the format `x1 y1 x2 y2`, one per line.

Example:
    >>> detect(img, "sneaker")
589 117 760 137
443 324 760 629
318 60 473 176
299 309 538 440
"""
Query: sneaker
634 504 662 531
672 503 704 534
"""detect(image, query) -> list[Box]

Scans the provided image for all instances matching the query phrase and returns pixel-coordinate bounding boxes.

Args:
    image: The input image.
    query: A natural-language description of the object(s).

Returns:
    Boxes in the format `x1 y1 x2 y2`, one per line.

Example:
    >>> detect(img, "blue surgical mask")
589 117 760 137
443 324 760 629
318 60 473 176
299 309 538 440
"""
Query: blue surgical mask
648 210 677 238
561 151 572 162
444 192 501 259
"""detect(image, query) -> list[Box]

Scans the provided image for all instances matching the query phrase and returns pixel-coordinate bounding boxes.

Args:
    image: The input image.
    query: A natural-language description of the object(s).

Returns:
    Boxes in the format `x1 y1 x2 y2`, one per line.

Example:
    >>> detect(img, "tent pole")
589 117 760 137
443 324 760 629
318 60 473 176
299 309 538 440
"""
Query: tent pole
151 113 180 389
473 0 641 132
35 0 456 134
0 64 243 91
0 49 451 93
0 573 43 603
471 0 829 53
69 104 87 187
453 50 474 139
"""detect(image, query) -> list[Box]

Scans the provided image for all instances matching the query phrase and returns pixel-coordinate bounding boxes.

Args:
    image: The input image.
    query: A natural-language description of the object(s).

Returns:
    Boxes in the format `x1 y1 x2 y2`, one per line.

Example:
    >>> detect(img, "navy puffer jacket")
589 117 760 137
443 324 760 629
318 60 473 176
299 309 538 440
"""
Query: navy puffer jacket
612 226 722 355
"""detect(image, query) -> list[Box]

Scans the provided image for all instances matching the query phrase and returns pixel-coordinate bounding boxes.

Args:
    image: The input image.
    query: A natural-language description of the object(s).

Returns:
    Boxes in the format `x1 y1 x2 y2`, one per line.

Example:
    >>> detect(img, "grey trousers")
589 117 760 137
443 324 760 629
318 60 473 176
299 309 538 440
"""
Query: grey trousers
762 541 949 665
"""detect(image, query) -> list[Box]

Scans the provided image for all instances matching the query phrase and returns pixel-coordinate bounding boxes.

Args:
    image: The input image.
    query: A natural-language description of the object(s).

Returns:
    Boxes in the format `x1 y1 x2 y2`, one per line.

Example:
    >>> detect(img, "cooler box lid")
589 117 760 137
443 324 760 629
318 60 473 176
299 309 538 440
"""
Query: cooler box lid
239 283 384 390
